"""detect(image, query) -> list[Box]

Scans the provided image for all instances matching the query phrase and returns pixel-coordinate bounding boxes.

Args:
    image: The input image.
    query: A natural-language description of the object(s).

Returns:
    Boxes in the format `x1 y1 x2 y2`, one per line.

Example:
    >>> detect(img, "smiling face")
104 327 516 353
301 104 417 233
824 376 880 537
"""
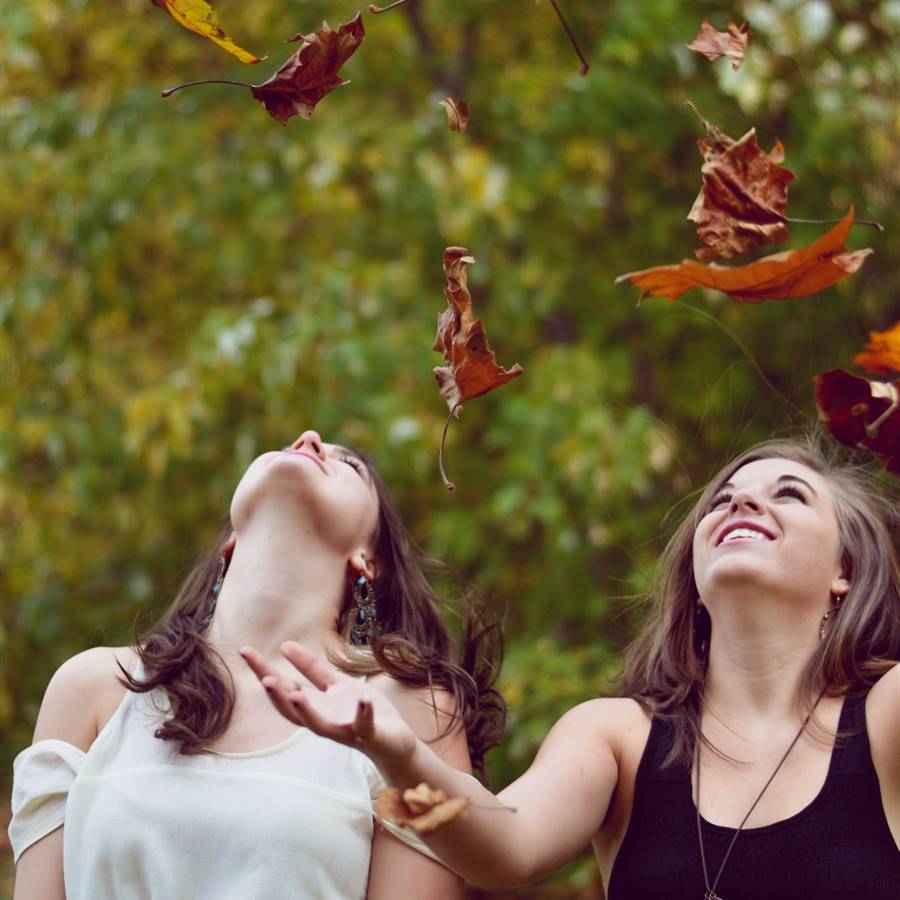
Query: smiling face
692 457 850 609
230 430 380 566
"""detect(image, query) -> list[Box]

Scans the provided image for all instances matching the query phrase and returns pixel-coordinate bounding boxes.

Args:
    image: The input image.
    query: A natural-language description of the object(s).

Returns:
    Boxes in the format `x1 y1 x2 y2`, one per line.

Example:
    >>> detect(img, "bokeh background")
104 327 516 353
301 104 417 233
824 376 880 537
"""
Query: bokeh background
2 0 898 895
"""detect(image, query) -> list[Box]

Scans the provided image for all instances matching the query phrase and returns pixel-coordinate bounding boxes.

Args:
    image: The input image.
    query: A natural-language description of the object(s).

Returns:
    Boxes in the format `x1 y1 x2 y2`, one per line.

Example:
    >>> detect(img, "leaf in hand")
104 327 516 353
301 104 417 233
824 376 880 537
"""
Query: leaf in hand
250 14 365 123
687 19 751 70
615 207 872 303
150 0 263 64
433 248 524 413
687 119 794 261
852 322 900 376
374 783 470 835
440 97 469 132
814 370 899 475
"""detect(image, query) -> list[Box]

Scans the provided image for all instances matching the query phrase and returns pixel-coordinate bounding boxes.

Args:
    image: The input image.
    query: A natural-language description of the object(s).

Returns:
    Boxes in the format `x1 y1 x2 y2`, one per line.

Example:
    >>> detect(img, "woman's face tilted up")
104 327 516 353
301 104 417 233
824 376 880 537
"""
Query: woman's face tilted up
692 457 851 614
229 429 380 560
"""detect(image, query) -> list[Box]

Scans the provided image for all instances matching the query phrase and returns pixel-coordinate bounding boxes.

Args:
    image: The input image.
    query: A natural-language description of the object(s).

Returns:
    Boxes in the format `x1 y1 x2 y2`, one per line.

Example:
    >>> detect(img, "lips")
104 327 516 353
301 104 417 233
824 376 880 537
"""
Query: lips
716 520 775 546
285 450 328 474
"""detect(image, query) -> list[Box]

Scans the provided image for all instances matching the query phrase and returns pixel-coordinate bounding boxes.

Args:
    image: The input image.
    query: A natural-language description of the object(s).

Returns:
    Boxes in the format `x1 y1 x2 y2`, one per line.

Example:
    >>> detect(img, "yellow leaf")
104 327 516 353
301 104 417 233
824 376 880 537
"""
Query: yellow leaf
151 0 264 64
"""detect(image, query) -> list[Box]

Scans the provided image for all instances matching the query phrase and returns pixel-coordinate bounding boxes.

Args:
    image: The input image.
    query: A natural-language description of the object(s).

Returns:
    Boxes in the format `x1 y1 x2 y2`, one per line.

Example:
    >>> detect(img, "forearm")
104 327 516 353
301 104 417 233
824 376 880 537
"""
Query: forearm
373 738 536 890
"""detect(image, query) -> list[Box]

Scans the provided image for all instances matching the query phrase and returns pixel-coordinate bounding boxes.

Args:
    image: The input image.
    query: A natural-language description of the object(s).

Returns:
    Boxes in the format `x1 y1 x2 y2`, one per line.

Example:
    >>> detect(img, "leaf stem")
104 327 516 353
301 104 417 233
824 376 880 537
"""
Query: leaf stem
368 0 409 13
548 0 590 75
438 405 460 492
785 216 884 233
161 79 253 98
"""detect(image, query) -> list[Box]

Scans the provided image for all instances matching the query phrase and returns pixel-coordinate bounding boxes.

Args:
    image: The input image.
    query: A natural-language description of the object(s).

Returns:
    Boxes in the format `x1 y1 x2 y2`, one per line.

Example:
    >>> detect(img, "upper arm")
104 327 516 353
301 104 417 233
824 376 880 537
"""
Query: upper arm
492 699 624 882
866 663 900 842
367 827 465 900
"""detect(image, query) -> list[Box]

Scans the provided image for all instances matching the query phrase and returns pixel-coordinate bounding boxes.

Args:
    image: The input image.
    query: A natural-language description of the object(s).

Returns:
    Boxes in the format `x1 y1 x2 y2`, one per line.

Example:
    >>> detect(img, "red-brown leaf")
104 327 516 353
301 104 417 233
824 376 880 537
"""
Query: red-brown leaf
433 248 524 414
615 207 872 303
687 19 751 70
687 125 795 261
250 14 365 123
814 370 899 475
852 323 900 376
373 784 470 835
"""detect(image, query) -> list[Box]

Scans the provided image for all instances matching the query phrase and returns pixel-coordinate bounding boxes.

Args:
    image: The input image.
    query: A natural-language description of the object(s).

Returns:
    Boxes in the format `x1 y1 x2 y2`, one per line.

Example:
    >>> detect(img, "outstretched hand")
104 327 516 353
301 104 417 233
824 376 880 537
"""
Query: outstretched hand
240 642 416 767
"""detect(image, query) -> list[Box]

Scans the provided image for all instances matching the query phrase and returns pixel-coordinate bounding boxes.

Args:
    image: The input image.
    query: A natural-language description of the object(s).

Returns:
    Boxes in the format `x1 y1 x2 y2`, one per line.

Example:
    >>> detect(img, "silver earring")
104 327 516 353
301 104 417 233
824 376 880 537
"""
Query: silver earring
819 596 844 640
200 555 226 630
349 574 377 646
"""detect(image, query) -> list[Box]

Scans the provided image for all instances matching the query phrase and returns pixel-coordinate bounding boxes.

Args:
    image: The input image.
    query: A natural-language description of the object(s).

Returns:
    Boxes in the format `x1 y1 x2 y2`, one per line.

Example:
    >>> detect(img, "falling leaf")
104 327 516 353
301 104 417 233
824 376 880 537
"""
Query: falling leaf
687 19 751 70
250 14 365 123
615 207 872 303
814 370 899 474
687 121 795 261
433 248 524 413
440 97 469 132
374 783 470 835
150 0 263 64
852 323 900 376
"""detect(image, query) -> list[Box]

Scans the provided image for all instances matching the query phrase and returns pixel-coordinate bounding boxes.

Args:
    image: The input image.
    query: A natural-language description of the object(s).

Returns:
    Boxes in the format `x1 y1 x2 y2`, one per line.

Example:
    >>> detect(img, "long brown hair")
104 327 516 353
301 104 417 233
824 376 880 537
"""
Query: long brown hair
121 454 506 778
619 434 900 769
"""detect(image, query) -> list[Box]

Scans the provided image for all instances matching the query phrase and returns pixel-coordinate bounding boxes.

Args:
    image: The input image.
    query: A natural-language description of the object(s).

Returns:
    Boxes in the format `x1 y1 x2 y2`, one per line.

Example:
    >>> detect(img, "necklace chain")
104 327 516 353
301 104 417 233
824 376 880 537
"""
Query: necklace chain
694 688 827 900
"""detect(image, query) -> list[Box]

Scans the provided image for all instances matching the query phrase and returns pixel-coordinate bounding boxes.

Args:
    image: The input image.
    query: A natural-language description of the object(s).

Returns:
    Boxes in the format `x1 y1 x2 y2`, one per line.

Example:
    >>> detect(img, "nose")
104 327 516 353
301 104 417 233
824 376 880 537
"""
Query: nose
729 486 762 514
291 430 326 459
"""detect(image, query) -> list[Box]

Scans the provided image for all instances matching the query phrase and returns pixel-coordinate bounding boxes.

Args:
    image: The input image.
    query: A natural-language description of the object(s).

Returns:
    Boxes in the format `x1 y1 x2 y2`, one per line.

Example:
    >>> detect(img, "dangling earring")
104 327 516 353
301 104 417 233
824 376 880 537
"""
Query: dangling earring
200 555 226 630
694 602 711 662
349 574 378 646
819 595 844 641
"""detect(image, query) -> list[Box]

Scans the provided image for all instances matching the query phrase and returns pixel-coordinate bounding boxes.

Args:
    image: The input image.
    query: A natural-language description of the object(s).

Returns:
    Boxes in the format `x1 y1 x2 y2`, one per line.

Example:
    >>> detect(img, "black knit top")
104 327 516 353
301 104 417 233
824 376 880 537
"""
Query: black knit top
607 690 899 899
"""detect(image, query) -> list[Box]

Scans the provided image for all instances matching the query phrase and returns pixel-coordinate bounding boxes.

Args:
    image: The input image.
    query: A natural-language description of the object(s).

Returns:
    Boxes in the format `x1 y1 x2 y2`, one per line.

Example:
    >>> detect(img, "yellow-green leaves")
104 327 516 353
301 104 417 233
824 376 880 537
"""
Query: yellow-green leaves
151 0 263 64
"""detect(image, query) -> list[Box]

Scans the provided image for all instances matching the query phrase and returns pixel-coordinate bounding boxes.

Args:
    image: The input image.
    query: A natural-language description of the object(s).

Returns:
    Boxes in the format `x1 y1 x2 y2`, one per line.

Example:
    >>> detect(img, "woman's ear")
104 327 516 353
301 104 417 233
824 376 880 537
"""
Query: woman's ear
349 549 377 582
830 574 850 599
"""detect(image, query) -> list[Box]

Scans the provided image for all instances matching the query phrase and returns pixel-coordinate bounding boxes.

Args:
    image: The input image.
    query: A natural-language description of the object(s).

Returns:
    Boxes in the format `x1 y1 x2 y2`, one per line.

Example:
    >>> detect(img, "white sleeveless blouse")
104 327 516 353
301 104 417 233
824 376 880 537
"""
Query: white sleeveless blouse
9 672 436 899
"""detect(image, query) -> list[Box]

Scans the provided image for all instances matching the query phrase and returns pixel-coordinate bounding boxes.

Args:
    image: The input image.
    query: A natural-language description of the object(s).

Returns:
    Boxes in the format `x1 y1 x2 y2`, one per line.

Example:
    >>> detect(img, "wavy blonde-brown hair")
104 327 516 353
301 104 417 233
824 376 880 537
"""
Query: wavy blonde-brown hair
620 434 900 768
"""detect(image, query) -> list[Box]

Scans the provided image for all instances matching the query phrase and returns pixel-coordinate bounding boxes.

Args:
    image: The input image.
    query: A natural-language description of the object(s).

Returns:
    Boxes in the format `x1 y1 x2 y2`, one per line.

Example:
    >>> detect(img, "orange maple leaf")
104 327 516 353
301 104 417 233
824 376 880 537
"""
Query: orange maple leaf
687 19 751 70
615 207 872 303
852 322 900 376
250 15 365 123
151 0 263 64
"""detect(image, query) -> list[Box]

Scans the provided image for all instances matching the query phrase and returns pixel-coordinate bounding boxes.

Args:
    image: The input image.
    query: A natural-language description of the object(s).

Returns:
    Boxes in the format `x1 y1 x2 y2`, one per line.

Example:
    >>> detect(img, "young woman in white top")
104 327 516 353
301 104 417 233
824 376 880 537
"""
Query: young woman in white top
10 429 504 900
244 437 900 898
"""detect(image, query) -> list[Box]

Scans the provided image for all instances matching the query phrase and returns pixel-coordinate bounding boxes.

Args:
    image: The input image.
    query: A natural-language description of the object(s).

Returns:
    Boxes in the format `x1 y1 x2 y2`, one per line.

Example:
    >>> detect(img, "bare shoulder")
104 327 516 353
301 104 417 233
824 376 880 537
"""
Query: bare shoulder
367 672 472 771
543 697 650 762
32 646 139 750
866 663 899 763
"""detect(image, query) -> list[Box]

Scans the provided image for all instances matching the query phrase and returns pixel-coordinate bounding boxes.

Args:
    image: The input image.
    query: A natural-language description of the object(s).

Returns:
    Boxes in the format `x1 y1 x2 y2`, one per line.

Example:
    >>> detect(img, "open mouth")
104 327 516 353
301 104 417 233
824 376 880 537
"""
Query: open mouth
716 523 774 545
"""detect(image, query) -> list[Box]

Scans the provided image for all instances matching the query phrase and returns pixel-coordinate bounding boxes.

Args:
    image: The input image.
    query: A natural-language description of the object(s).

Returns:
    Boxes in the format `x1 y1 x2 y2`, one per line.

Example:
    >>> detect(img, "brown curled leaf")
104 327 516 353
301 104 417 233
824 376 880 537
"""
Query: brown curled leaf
374 784 470 835
687 19 751 70
250 14 365 123
615 207 872 303
814 370 899 475
150 0 264 64
439 97 469 132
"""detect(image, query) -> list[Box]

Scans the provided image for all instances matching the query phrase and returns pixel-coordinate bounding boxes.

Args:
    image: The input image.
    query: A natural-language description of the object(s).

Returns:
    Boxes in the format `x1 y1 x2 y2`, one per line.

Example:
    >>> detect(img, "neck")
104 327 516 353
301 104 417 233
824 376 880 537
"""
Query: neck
204 523 347 676
702 590 822 725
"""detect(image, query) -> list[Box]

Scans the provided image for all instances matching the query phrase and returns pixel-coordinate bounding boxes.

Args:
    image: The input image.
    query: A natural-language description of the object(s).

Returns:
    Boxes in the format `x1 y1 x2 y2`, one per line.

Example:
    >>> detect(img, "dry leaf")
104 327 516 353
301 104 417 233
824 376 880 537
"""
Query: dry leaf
852 323 900 376
250 14 365 123
440 97 470 132
433 248 524 414
373 784 470 835
615 207 872 303
687 122 794 261
150 0 263 64
814 370 899 475
687 19 751 70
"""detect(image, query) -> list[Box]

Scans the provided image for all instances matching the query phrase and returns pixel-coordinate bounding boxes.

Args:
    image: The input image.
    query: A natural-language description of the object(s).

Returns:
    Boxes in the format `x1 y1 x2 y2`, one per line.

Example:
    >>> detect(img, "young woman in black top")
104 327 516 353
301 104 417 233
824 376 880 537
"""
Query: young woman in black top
244 437 900 899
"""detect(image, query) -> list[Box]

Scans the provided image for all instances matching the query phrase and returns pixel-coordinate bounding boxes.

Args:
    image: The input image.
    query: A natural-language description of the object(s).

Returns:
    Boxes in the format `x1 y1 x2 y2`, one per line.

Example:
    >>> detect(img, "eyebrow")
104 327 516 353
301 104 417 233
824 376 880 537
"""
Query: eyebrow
717 474 818 496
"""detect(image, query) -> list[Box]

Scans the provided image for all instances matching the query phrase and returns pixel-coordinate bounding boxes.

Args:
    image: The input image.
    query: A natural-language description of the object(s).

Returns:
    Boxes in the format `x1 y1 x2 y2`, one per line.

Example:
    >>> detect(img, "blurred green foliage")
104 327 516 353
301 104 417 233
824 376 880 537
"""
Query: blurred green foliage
2 0 897 895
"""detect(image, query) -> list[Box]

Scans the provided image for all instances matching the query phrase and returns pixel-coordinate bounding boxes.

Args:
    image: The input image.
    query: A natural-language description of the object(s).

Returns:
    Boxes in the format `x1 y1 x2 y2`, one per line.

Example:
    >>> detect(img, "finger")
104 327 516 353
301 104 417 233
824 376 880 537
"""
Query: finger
239 646 281 684
261 675 303 726
352 694 375 741
288 690 357 746
280 641 340 691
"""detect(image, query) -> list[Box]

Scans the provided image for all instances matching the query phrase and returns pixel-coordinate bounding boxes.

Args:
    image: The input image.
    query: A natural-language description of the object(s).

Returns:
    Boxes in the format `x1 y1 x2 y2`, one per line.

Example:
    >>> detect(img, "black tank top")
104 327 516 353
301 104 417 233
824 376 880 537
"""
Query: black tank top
607 691 899 899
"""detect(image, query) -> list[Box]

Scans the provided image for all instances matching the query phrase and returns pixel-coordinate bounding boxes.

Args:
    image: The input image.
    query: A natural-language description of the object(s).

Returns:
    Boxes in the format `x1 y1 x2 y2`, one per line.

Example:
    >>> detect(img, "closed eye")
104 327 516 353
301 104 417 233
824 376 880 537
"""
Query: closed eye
775 485 806 502
706 492 731 513
339 454 364 476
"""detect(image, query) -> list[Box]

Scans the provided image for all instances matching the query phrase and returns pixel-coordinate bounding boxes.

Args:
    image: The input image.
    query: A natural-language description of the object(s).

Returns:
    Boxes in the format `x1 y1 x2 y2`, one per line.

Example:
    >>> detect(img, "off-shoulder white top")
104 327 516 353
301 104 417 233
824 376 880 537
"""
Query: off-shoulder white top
9 668 438 899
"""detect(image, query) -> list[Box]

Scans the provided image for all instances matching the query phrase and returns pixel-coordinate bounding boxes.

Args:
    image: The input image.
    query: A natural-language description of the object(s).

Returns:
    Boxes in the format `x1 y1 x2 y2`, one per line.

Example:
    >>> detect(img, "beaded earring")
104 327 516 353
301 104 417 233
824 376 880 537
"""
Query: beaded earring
349 574 378 646
199 555 227 631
